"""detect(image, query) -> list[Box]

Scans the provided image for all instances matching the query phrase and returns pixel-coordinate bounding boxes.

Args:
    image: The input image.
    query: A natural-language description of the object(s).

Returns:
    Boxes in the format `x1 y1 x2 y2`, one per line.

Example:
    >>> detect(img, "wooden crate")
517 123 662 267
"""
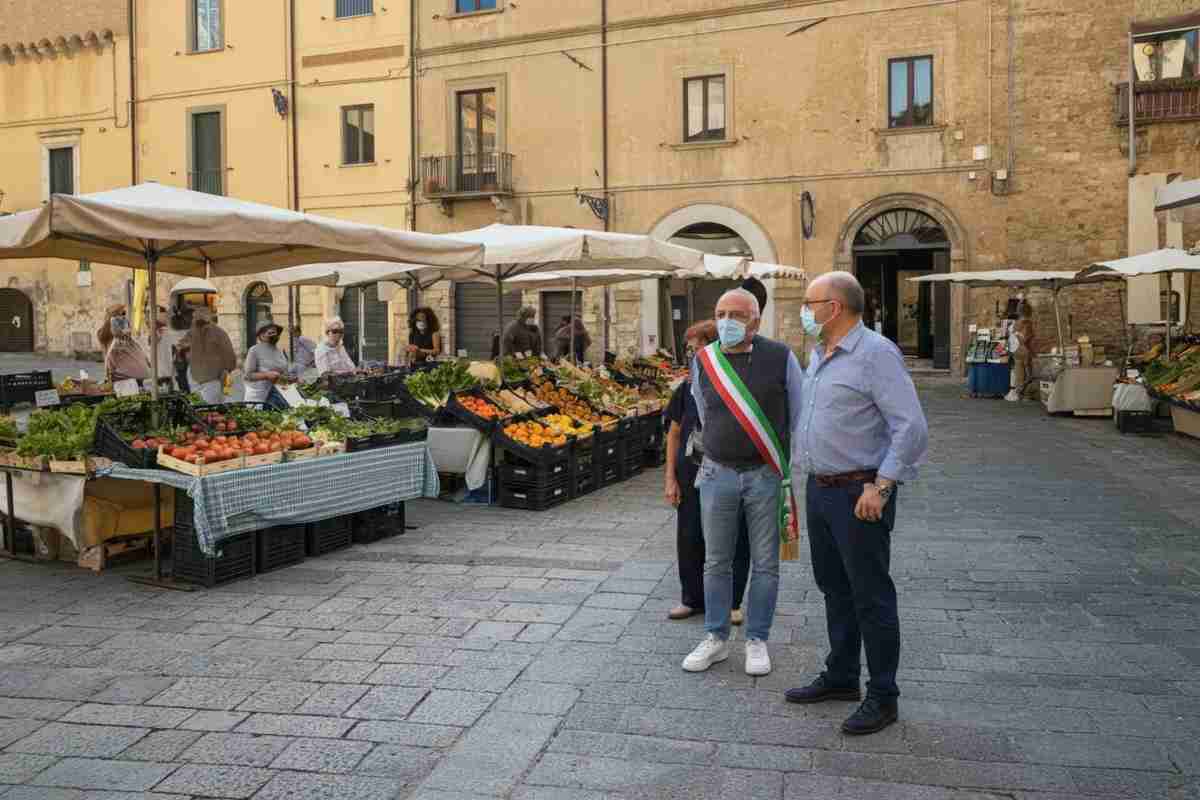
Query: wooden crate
284 446 321 463
1172 405 1200 439
156 448 284 477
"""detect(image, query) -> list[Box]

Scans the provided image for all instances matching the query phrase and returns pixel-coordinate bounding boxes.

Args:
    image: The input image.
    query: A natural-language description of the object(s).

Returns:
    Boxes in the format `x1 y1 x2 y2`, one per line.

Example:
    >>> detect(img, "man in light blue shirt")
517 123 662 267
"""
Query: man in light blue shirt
785 271 928 737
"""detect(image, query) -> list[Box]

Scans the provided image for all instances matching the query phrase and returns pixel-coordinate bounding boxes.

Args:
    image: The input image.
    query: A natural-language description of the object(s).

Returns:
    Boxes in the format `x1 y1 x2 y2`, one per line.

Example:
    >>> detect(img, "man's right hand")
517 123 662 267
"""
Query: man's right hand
664 476 681 507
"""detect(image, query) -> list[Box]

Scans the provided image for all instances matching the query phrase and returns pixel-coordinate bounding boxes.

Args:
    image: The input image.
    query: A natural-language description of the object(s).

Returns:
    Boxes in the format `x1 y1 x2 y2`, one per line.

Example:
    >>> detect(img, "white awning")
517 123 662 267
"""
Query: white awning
908 269 1083 288
1078 248 1200 278
1155 178 1200 213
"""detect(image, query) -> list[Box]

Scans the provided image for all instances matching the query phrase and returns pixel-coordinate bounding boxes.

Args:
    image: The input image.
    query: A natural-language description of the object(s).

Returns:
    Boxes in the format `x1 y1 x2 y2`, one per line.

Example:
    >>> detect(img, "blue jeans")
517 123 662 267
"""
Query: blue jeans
697 459 781 642
806 475 900 699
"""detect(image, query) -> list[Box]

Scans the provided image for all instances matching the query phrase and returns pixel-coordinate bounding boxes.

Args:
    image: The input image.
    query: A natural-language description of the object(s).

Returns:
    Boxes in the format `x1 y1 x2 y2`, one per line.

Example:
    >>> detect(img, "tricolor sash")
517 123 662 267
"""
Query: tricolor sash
697 342 799 544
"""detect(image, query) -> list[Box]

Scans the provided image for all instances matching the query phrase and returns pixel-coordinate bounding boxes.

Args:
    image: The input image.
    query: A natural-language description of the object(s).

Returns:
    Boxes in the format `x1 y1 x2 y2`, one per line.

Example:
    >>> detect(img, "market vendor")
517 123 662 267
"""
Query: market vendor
407 307 442 364
244 319 290 409
1012 301 1037 400
553 315 591 362
290 325 317 376
101 313 152 382
184 307 238 404
315 316 357 376
501 306 542 357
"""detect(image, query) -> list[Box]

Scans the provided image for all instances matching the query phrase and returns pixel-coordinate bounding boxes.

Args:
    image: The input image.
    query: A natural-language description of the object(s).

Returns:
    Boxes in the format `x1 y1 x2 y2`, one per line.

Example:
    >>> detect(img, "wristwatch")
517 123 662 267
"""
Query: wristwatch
872 481 894 503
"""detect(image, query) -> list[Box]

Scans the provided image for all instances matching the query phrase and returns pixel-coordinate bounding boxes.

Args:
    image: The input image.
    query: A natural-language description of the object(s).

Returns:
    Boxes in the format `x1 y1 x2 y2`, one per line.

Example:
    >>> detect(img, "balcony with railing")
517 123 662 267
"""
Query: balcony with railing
420 152 513 199
1115 79 1200 126
189 169 224 196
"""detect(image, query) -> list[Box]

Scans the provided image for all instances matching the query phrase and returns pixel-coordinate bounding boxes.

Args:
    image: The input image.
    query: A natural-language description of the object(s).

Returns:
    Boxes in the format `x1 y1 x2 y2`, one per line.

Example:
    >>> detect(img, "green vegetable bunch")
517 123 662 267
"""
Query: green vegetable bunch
405 360 478 408
17 404 97 460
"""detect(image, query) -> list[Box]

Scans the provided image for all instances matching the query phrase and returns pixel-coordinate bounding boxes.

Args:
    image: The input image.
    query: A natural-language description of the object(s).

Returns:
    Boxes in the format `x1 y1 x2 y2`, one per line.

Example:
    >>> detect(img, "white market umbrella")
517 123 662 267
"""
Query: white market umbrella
0 184 484 397
1155 178 1200 214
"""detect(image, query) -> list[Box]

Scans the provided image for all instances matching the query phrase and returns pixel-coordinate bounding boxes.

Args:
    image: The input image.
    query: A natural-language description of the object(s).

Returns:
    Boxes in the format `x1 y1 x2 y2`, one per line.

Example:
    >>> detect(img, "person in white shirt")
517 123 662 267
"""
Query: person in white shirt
315 316 357 376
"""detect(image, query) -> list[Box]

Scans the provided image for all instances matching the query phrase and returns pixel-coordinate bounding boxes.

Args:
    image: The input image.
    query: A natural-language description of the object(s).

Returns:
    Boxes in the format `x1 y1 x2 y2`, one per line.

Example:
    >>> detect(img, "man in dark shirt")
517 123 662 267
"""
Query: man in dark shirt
683 289 804 678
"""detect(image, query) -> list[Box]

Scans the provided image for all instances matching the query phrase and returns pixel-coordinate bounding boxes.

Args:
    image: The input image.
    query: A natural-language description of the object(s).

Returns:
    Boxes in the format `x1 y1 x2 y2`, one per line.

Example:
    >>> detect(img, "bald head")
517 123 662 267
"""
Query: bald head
810 271 865 314
715 288 761 320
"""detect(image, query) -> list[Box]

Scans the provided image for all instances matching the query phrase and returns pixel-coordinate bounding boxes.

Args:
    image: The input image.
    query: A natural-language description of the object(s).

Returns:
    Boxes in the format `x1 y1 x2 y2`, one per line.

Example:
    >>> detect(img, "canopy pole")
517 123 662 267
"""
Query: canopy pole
1053 285 1065 355
358 287 366 364
496 271 506 371
1166 270 1173 360
570 277 578 363
287 286 296 365
147 248 160 402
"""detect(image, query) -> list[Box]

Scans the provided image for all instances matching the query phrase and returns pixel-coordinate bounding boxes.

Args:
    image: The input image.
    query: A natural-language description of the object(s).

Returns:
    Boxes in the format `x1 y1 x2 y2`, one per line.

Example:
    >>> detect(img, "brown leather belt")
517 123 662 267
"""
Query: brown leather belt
813 470 877 488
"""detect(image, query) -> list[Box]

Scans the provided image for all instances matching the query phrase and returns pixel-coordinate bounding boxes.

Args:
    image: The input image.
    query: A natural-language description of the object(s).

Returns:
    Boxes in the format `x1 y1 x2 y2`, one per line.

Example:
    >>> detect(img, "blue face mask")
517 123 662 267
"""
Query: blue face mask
717 317 747 348
800 306 824 338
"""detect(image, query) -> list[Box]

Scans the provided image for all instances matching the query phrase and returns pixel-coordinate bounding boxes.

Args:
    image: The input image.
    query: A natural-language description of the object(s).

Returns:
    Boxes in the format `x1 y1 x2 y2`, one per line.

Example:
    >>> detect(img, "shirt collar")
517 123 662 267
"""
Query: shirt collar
835 322 867 354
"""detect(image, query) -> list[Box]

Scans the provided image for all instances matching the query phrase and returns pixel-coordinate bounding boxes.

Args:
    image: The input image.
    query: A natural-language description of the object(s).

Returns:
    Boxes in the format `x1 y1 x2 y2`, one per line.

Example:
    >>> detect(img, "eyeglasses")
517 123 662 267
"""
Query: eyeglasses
801 299 837 311
327 329 344 334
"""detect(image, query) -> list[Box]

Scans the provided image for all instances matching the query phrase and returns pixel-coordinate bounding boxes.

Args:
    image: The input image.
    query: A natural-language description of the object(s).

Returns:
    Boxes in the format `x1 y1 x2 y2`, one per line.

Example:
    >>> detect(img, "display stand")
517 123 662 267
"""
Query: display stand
1041 366 1121 415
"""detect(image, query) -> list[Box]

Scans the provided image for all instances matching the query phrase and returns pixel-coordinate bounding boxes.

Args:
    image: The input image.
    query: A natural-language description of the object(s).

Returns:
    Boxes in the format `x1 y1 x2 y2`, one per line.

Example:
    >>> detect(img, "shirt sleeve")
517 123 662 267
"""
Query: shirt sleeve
244 347 260 376
690 357 705 428
665 382 686 425
785 350 805 445
869 342 929 481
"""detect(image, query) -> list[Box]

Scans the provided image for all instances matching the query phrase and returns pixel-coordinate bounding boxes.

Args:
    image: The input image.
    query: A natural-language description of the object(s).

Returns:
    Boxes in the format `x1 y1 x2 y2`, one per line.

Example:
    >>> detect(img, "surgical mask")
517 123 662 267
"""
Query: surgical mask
266 334 280 345
800 306 823 338
716 317 747 348
416 321 427 332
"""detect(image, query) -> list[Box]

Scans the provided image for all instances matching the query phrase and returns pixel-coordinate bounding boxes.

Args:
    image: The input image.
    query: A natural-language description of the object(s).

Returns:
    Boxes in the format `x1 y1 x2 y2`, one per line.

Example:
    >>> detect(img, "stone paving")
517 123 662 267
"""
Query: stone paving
2 381 1200 799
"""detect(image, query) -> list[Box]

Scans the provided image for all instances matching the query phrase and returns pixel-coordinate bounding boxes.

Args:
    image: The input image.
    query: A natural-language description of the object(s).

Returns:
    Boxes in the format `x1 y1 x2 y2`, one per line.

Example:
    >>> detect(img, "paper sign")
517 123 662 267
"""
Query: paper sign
34 389 60 408
332 402 351 418
113 379 141 397
457 349 468 358
672 309 682 320
1126 369 1140 379
279 385 304 408
78 369 89 381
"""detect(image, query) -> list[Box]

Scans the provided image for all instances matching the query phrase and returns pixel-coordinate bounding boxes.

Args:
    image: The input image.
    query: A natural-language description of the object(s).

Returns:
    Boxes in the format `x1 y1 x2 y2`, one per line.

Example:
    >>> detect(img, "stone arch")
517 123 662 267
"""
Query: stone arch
650 202 779 264
834 192 968 269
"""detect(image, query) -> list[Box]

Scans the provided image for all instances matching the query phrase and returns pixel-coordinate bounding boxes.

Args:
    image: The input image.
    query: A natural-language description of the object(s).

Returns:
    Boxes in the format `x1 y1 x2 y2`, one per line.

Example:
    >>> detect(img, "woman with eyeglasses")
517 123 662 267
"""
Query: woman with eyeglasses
663 319 751 624
315 316 357 376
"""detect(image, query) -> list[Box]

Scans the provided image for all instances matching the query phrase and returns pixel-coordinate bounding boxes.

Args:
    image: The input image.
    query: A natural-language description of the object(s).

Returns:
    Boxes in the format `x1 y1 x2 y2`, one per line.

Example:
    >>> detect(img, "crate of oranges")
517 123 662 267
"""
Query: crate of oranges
447 389 512 433
495 418 572 465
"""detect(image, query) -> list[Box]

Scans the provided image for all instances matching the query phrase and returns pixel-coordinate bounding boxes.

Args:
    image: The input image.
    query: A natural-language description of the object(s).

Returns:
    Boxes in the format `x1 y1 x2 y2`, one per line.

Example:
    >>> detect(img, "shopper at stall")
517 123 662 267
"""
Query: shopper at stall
663 319 751 624
244 320 290 409
101 312 152 382
315 316 357 376
554 315 591 361
185 307 238 405
407 307 443 364
786 270 928 737
501 306 542 356
1012 301 1038 400
290 325 317 376
682 288 804 678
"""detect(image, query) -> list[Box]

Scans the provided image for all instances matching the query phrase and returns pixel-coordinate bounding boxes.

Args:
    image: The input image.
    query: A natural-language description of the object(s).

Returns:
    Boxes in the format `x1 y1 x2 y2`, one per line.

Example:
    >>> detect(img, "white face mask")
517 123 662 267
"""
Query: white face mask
416 321 427 332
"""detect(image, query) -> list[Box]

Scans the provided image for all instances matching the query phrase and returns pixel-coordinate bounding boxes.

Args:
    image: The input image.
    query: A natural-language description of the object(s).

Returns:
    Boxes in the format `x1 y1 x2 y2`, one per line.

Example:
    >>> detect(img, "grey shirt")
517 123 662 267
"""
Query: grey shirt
243 342 289 403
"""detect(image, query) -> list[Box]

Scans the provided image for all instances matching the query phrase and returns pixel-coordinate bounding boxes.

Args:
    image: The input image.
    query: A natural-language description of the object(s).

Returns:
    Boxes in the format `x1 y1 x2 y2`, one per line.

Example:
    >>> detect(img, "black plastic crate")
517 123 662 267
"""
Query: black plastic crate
1116 409 1154 434
494 425 574 467
95 397 199 469
643 447 667 468
352 505 404 543
591 429 621 462
446 389 510 433
572 468 596 498
499 480 571 511
256 525 307 573
0 371 52 407
306 517 353 557
595 459 622 488
499 457 572 488
8 522 34 555
174 487 194 528
172 526 255 588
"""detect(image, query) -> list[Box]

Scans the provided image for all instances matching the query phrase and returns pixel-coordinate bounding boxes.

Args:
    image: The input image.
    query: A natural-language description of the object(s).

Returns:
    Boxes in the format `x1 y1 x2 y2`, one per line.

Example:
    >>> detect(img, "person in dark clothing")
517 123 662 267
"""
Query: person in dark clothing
407 306 442 364
741 276 769 317
663 320 750 624
501 306 542 357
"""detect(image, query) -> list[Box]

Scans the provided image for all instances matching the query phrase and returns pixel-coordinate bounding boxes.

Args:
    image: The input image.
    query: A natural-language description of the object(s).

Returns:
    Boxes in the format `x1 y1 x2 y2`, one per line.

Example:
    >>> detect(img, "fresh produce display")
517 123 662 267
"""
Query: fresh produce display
16 405 97 461
491 389 534 413
309 414 426 445
162 429 313 464
458 395 508 420
542 413 594 438
501 420 568 448
1143 340 1200 404
0 415 17 444
405 360 478 408
532 381 618 426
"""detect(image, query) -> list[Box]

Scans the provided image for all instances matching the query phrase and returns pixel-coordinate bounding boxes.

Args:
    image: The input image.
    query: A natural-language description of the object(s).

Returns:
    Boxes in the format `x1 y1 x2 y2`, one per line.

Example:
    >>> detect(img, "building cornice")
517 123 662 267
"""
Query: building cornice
418 0 829 59
0 29 114 65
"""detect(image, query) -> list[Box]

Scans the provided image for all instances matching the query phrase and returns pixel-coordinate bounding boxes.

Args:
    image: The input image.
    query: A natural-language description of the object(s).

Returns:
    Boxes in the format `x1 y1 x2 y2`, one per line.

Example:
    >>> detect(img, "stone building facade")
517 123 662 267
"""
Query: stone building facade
2 0 1198 370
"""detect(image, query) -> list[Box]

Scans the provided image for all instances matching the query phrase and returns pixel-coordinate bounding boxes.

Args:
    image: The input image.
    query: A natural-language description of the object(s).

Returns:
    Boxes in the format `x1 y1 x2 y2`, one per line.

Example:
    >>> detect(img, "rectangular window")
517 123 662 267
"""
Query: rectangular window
336 0 373 18
456 88 497 191
683 75 726 142
191 111 223 195
190 0 222 52
342 105 376 165
455 0 497 13
1134 29 1200 80
48 147 75 195
888 56 934 128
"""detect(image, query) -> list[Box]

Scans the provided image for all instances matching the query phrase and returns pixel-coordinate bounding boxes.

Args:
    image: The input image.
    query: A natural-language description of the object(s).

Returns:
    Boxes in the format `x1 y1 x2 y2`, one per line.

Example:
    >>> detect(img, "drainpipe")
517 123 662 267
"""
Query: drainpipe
600 0 611 354
409 0 419 233
128 0 137 184
1128 30 1137 176
290 0 300 210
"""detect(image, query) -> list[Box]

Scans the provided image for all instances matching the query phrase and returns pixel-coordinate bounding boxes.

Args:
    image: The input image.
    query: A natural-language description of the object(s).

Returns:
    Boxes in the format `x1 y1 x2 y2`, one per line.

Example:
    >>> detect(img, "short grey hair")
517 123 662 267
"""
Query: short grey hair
824 271 865 314
324 316 345 332
716 288 761 320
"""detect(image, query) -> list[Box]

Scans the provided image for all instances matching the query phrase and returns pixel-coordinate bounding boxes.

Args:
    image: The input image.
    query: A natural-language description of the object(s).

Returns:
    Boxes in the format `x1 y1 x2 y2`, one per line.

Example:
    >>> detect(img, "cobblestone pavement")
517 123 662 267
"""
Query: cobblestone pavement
3 381 1200 799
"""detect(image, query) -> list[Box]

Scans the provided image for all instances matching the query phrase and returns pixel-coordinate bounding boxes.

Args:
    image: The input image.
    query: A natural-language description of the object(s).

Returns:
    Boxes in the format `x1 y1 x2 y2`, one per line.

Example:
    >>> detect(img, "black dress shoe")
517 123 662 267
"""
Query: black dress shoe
784 674 862 705
841 695 898 735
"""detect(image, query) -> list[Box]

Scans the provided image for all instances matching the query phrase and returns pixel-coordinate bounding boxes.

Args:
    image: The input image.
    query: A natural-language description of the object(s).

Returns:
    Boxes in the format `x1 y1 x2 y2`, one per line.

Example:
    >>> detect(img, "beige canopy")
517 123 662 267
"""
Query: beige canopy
0 183 484 278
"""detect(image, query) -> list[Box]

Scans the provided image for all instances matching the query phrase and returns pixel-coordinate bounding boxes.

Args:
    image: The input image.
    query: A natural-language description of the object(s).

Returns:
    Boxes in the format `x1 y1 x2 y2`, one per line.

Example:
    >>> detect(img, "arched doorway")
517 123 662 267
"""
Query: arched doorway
244 282 274 352
0 289 34 353
649 204 778 357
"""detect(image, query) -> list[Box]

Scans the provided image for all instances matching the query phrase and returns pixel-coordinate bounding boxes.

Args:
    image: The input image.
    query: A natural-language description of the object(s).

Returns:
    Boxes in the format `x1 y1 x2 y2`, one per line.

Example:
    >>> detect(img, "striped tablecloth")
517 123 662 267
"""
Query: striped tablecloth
103 442 439 555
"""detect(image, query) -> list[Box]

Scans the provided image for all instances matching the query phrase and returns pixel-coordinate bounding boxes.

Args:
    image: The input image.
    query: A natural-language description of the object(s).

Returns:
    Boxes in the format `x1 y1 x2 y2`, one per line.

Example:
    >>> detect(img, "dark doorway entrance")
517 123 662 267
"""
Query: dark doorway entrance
0 289 34 352
667 222 751 360
339 285 390 365
852 209 951 369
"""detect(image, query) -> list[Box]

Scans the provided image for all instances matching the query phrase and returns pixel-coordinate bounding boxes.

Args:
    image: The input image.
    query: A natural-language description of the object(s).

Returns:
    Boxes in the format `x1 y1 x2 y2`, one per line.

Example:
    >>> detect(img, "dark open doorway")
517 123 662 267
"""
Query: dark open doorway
853 209 950 369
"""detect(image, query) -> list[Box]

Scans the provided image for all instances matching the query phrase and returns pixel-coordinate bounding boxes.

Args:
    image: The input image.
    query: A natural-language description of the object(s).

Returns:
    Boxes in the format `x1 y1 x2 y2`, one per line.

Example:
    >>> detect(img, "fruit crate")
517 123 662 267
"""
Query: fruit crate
446 389 510 434
172 525 255 588
255 525 307 573
498 453 572 489
570 444 595 498
1115 409 1154 434
95 397 200 469
493 424 574 467
306 516 353 557
595 458 622 488
498 478 571 511
0 371 53 408
352 504 405 543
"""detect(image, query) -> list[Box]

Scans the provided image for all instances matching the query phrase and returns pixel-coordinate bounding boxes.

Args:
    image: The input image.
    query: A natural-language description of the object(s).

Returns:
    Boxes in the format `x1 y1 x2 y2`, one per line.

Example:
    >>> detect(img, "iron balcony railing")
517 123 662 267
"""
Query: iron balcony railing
336 0 373 17
189 169 224 196
1115 79 1200 125
420 152 513 198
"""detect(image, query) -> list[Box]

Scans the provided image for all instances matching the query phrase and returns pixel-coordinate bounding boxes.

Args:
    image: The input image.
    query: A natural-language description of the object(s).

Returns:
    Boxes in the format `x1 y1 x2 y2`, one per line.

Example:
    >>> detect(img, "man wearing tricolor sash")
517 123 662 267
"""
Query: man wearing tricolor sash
683 289 805 677
785 271 928 737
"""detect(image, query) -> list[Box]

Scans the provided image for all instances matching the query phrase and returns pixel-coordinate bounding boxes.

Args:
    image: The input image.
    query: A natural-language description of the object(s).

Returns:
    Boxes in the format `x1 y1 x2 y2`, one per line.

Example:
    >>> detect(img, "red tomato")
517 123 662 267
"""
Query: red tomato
253 443 269 455
194 437 209 449
131 439 146 449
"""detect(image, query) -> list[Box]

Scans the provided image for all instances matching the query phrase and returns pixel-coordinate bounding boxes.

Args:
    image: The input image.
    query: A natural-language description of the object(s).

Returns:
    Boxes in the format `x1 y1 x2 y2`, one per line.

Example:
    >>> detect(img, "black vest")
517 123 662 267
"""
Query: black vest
696 335 792 469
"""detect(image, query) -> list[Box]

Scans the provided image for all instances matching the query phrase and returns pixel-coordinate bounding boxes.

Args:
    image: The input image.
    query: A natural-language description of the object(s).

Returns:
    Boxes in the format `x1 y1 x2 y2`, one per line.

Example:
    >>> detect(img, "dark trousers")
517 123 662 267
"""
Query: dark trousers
677 471 750 610
806 475 900 698
174 363 190 393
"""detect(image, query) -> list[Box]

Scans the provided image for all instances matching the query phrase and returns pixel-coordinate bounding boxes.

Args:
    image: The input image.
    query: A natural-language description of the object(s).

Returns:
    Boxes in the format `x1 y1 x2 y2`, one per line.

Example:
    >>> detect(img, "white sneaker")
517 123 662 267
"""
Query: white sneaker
745 639 771 676
682 633 730 672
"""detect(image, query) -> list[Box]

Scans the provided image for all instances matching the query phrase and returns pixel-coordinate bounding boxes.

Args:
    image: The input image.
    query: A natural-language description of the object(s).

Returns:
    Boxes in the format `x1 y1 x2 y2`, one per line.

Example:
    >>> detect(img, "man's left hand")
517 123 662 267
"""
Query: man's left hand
854 485 885 523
